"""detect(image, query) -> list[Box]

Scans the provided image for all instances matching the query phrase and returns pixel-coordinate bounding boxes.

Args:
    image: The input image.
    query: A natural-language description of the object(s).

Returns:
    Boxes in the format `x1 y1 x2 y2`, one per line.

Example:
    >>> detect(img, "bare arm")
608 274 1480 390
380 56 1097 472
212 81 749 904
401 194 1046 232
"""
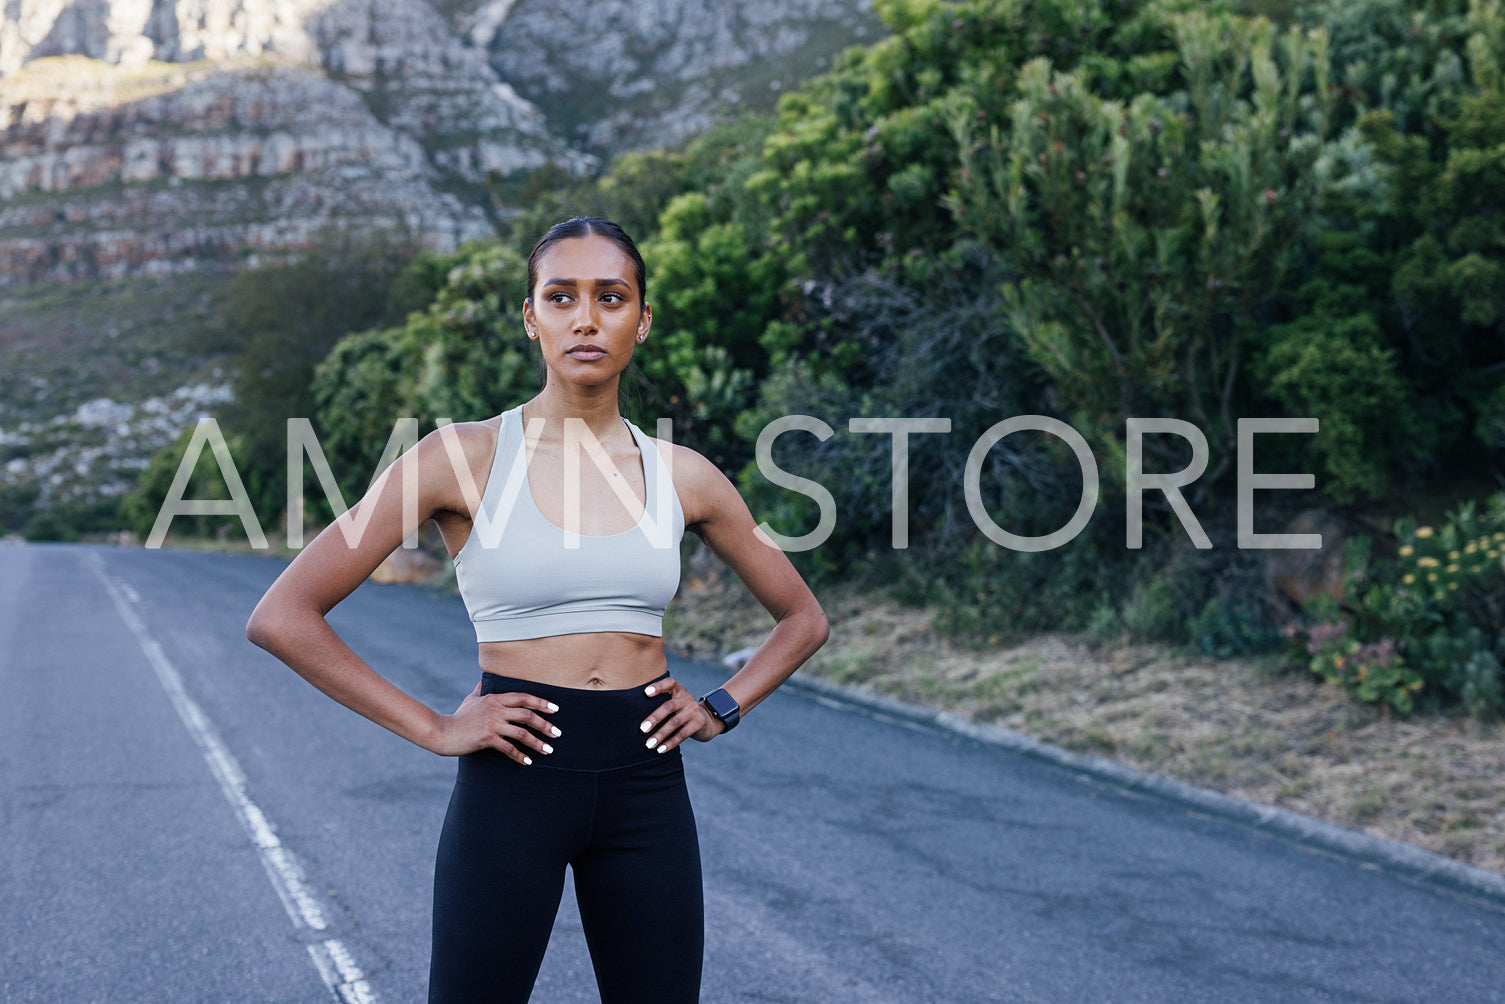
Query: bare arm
638 444 830 752
244 425 557 760
675 444 830 717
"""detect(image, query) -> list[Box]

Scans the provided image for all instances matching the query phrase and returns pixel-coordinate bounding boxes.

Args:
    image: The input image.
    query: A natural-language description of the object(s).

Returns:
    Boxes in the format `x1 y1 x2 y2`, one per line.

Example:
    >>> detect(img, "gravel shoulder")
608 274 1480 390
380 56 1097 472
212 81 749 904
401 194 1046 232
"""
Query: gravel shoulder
663 554 1505 877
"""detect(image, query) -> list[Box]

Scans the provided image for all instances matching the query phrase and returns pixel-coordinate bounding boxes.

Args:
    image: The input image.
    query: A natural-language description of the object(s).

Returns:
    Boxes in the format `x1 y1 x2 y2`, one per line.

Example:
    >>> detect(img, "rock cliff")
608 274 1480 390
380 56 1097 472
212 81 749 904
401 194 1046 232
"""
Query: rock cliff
481 0 879 155
0 0 878 286
0 0 570 287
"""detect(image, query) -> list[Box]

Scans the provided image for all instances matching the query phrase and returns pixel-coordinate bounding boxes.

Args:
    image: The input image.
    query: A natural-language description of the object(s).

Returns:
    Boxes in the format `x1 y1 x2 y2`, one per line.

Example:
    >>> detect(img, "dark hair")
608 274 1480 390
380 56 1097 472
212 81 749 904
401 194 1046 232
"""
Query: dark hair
525 216 647 306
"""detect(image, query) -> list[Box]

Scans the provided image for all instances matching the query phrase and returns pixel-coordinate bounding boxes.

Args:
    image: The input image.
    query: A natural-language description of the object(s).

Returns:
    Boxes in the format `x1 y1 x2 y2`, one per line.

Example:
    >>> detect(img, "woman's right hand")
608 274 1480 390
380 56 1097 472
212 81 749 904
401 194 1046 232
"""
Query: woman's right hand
428 681 562 763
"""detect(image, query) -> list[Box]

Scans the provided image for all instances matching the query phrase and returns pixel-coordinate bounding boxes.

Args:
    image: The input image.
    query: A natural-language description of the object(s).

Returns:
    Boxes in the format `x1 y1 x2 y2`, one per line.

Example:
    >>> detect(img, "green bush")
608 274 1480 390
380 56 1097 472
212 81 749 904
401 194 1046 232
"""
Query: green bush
217 225 425 519
309 241 536 514
118 424 257 543
1121 556 1208 645
22 508 80 542
917 524 1126 648
1285 612 1424 712
1284 495 1505 714
1191 598 1282 658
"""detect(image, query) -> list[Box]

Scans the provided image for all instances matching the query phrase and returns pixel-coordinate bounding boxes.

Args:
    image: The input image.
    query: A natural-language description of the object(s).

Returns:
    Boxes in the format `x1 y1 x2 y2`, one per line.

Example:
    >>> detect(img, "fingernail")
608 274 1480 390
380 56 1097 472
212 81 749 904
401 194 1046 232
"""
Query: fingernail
523 756 532 766
547 702 559 712
542 744 553 754
645 737 656 748
656 744 668 754
645 685 656 696
640 721 651 733
551 726 562 737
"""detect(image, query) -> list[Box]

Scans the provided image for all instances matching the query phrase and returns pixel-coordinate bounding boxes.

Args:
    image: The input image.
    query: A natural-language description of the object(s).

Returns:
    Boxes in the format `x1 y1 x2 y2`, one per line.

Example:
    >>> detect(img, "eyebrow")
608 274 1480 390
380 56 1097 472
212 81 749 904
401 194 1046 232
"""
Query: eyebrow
541 277 631 289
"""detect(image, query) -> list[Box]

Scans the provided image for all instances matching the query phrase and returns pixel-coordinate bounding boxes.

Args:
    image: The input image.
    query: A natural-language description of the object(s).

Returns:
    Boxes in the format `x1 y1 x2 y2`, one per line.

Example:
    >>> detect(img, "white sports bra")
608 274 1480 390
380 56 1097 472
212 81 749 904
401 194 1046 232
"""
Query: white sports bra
450 404 684 642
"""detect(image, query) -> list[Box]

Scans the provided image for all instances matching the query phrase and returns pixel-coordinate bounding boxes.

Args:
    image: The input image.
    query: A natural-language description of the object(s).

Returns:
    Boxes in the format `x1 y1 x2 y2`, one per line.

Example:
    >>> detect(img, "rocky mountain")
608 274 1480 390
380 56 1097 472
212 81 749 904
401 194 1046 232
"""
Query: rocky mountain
0 0 881 536
0 0 879 286
485 0 879 155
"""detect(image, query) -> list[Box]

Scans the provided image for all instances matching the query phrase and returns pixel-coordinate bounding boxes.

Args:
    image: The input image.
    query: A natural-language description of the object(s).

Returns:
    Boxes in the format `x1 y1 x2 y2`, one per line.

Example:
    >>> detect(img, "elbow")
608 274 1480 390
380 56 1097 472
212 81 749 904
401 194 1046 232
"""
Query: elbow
244 608 270 651
809 604 831 651
244 600 282 653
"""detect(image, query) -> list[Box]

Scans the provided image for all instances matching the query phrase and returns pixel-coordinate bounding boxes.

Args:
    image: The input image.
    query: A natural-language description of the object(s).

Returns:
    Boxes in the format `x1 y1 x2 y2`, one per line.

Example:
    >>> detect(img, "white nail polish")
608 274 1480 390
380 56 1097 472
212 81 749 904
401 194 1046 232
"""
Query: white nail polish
523 756 532 766
640 721 651 733
657 744 668 754
645 737 656 748
552 726 562 737
645 686 656 696
542 744 553 754
547 702 559 712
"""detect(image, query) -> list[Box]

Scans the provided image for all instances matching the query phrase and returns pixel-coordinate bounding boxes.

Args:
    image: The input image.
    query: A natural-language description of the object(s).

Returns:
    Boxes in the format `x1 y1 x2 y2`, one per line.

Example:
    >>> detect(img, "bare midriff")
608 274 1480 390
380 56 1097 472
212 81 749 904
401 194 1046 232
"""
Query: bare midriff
477 631 670 690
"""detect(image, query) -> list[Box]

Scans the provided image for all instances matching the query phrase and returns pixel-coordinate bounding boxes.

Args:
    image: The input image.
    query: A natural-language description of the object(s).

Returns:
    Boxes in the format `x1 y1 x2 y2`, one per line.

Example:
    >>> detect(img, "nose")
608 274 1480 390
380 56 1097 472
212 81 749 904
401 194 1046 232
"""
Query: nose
570 297 599 334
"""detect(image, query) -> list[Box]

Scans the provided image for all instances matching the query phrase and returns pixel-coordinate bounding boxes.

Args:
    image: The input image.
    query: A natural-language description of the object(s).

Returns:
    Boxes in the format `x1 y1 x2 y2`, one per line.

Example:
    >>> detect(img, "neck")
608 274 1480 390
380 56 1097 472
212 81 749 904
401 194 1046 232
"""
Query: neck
523 384 628 442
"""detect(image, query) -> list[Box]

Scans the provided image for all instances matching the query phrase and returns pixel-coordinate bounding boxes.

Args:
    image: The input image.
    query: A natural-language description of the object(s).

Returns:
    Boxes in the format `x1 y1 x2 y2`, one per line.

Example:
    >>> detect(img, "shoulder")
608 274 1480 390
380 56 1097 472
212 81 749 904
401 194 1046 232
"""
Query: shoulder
652 440 746 532
409 418 502 478
406 417 505 514
416 418 502 464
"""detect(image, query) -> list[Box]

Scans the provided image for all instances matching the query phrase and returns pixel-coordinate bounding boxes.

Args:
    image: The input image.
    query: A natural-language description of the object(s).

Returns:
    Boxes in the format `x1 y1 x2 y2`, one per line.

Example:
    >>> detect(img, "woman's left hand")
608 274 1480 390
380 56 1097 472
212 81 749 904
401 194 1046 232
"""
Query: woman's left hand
639 675 725 752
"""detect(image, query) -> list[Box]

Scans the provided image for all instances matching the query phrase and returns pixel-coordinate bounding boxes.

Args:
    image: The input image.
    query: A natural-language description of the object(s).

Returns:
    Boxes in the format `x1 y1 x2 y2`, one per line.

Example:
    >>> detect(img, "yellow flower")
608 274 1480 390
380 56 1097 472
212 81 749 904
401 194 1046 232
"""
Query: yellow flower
1427 572 1438 582
1399 545 1414 557
1417 556 1441 568
1416 526 1435 538
1489 550 1500 559
1465 541 1478 554
1434 590 1447 601
1409 680 1424 691
1495 532 1505 542
1403 574 1416 584
1449 581 1459 590
1446 563 1460 573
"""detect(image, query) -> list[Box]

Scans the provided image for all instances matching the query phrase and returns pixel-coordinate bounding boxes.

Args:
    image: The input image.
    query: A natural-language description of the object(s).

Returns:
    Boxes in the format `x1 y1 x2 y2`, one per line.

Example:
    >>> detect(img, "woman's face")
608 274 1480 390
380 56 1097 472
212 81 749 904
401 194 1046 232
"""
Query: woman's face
523 235 651 387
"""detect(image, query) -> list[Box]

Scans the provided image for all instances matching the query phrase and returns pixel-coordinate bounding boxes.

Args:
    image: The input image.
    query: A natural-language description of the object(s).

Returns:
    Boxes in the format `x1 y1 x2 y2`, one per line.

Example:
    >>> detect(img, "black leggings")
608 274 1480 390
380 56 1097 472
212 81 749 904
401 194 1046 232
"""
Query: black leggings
429 670 704 1003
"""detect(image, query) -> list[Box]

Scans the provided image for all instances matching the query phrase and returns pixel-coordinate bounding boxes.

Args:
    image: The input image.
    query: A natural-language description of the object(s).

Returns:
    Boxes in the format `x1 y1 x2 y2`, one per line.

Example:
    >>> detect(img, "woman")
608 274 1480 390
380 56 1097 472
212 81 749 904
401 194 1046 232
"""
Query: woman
245 216 830 1002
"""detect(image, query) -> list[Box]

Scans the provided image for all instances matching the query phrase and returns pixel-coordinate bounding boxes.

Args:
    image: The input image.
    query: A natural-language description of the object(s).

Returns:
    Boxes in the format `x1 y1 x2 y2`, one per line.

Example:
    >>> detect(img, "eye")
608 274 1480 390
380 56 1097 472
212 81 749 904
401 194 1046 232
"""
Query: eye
601 292 626 304
547 291 572 304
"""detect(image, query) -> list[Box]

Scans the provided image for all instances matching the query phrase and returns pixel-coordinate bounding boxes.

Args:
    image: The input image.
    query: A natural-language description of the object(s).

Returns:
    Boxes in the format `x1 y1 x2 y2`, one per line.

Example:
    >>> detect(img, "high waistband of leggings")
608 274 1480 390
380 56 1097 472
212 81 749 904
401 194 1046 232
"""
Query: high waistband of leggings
469 670 676 772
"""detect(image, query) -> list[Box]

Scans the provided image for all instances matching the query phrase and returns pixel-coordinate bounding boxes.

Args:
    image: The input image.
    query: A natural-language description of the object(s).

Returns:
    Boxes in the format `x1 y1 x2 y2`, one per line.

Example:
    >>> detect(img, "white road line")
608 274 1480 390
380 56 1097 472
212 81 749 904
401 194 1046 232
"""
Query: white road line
88 553 378 1004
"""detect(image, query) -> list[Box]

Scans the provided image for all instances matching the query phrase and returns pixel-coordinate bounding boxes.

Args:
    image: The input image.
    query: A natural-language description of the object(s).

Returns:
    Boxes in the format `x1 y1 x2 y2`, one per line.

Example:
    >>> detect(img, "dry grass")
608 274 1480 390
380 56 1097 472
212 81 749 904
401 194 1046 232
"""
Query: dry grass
663 546 1505 876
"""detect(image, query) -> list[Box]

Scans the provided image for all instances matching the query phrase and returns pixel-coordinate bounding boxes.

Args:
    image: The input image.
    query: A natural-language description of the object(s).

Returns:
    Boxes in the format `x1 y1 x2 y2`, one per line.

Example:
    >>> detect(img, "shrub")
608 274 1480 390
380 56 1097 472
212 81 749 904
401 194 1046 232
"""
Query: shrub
1192 598 1282 658
1285 494 1505 714
1121 563 1202 644
118 424 255 543
1284 616 1424 712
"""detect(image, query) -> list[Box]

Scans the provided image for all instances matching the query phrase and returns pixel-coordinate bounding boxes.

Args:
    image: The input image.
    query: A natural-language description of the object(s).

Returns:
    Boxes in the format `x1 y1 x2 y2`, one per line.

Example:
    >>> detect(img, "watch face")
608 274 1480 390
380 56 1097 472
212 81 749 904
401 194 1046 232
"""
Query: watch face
705 689 738 720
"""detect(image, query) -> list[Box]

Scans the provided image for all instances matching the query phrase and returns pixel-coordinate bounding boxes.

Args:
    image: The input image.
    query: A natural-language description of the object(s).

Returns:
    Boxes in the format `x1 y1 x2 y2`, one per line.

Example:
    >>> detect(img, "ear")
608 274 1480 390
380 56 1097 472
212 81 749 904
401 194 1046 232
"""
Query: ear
636 301 652 342
522 297 538 338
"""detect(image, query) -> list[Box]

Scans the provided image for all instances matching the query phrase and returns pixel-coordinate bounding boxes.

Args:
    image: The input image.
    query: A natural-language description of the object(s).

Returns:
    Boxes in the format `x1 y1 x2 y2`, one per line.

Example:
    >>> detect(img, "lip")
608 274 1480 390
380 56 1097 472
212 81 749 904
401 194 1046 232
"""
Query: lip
566 343 607 358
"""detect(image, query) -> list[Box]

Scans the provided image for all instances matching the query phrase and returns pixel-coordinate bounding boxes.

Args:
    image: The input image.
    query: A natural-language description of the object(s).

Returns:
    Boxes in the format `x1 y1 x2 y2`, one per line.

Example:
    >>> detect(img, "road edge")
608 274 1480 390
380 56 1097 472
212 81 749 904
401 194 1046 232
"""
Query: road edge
781 669 1505 911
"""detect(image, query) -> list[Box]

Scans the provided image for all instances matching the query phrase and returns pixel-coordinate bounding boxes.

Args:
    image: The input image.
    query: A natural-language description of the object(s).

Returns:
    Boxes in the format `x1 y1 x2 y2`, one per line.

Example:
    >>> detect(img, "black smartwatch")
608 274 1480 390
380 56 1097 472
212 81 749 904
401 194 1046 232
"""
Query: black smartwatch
700 688 741 732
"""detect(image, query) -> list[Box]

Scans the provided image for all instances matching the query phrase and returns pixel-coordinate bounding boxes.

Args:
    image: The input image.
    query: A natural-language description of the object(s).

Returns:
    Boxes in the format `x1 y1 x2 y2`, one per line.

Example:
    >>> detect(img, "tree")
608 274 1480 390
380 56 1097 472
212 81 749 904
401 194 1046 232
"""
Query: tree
310 242 536 510
946 12 1339 494
221 225 423 517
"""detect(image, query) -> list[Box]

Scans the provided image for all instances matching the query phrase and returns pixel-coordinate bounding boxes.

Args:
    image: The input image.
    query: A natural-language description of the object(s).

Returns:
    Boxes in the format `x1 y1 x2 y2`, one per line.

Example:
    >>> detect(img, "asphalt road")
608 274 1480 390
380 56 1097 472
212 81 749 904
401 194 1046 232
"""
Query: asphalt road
3 541 1504 1002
